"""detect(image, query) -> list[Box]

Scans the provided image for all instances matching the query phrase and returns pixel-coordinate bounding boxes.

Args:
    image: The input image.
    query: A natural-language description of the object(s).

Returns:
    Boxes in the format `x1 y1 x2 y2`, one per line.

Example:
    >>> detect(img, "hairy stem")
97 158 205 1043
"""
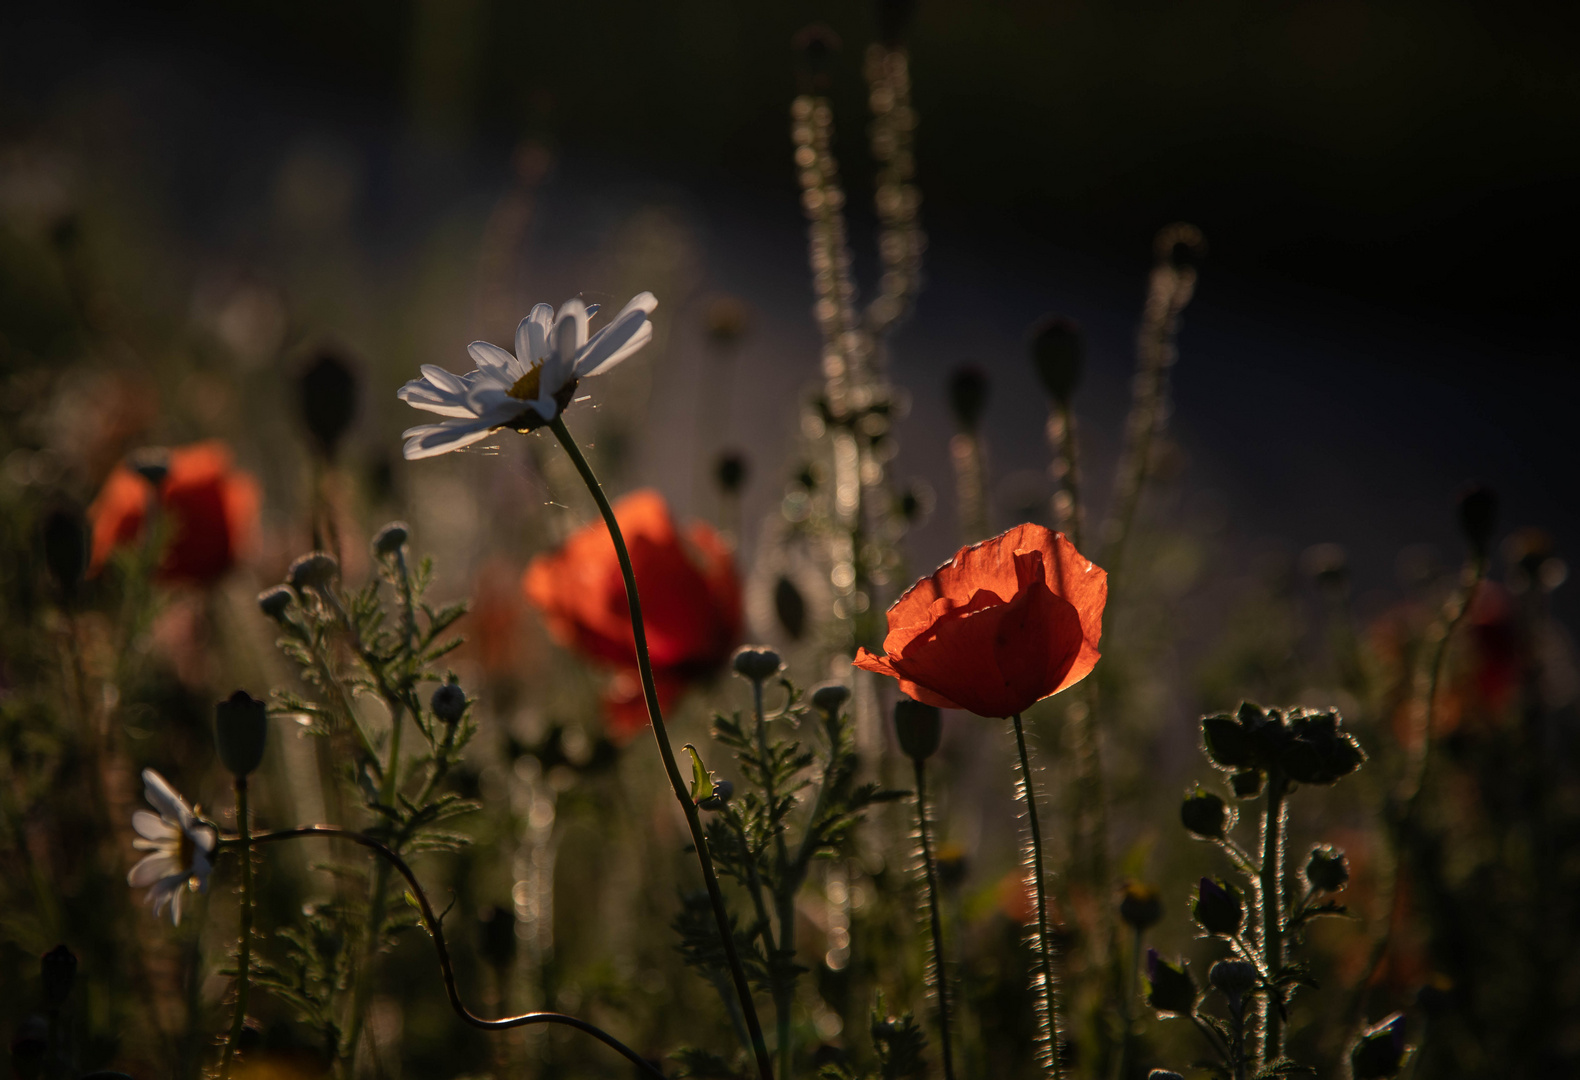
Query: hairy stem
550 415 774 1080
1260 772 1289 1064
914 758 957 1080
220 777 252 1079
1012 713 1062 1079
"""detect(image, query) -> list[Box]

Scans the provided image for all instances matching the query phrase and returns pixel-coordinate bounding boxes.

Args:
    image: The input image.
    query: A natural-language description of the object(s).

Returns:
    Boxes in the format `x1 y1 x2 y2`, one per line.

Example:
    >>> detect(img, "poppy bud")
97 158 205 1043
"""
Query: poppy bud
1351 1013 1408 1079
1457 484 1497 563
298 347 359 459
288 551 339 591
699 779 735 811
41 505 88 603
477 905 517 969
257 585 295 622
732 646 783 684
431 679 467 725
1194 877 1243 936
1231 769 1264 799
1028 316 1085 404
947 364 990 432
893 698 942 761
774 576 808 640
41 944 77 1008
1280 708 1365 785
1148 1072 1185 1080
1200 708 1258 770
792 24 840 94
1208 959 1258 1013
1145 949 1196 1015
215 690 268 777
1181 787 1228 837
128 447 170 488
1119 881 1163 931
1306 845 1349 892
810 682 852 716
715 451 749 496
372 521 409 557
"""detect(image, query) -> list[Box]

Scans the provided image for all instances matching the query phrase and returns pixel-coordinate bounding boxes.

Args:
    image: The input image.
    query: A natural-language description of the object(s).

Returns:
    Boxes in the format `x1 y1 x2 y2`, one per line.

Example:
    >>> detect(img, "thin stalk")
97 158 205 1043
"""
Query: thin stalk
243 827 664 1079
913 758 957 1080
1260 772 1289 1064
1012 713 1062 1079
1114 924 1142 1080
550 415 774 1080
752 677 796 1080
220 777 252 1079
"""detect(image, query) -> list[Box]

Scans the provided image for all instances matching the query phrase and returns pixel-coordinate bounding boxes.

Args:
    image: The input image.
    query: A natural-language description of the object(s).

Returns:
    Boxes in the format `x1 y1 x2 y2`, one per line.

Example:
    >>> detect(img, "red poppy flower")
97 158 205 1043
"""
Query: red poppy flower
522 489 742 739
88 441 261 586
854 523 1106 718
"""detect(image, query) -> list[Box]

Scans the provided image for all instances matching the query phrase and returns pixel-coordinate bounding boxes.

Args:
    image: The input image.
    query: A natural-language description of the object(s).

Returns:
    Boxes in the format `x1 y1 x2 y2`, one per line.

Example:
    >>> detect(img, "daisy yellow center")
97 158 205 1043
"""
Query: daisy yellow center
508 362 545 401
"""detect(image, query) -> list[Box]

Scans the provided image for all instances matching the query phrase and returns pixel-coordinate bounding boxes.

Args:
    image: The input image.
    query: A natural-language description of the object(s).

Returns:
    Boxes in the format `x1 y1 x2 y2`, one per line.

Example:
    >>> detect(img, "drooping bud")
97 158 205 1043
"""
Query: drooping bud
215 690 269 777
1457 484 1497 564
774 576 807 640
1119 881 1163 931
1194 877 1243 936
257 585 295 622
947 364 990 432
298 346 360 459
1180 787 1228 837
1350 1013 1408 1079
288 551 339 591
40 945 77 1009
1028 316 1085 404
372 521 409 558
715 451 749 496
1306 845 1350 892
893 698 942 762
431 679 467 725
732 646 783 684
810 682 852 717
1145 949 1196 1015
41 505 89 603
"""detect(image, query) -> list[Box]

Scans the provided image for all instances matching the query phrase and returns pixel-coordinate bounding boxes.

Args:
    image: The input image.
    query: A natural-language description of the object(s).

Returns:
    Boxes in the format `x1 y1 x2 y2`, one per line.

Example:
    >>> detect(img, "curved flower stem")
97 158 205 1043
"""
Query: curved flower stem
1011 713 1062 1079
220 777 252 1079
913 757 957 1080
240 826 664 1078
1260 771 1289 1064
549 415 774 1080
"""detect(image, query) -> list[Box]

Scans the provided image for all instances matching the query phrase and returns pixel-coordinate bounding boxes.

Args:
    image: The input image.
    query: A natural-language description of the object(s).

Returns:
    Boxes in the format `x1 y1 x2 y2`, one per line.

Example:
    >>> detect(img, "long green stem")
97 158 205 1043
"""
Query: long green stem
550 416 774 1080
752 678 796 1080
221 777 252 1079
1260 772 1288 1064
1012 713 1062 1079
1114 924 1142 1080
914 758 957 1080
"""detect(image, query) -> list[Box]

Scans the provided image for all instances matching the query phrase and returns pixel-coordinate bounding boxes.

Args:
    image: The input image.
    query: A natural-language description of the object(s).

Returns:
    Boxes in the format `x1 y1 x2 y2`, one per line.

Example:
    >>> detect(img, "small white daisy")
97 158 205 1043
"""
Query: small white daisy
128 768 217 925
398 293 657 460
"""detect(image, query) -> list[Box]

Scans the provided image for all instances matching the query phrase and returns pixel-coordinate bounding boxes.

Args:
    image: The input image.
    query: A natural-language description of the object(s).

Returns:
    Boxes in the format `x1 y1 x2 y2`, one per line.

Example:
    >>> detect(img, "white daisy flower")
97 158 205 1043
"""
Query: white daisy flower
128 768 217 925
398 293 657 460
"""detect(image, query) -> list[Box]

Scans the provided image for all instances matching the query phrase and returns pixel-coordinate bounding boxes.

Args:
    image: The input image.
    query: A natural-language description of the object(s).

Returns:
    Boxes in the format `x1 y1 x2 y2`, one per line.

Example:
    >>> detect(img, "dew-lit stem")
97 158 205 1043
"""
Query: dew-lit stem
1260 771 1289 1063
550 415 774 1080
913 757 957 1080
220 776 252 1080
237 826 665 1079
1012 712 1062 1079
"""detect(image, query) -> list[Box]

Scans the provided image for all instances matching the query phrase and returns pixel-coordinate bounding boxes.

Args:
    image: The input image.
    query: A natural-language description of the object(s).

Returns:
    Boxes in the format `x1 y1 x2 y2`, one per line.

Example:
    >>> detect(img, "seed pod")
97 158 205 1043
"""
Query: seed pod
1209 959 1258 1010
215 690 269 777
732 646 783 683
947 364 990 432
715 451 748 496
1028 316 1084 404
893 698 942 762
431 680 468 725
257 586 294 622
288 551 339 591
372 521 409 557
810 682 851 717
298 347 359 459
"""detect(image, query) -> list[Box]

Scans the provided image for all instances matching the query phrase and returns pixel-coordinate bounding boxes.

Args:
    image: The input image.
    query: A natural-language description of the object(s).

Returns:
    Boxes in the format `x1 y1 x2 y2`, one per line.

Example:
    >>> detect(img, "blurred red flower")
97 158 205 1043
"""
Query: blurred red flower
88 441 261 586
522 489 742 740
854 523 1107 718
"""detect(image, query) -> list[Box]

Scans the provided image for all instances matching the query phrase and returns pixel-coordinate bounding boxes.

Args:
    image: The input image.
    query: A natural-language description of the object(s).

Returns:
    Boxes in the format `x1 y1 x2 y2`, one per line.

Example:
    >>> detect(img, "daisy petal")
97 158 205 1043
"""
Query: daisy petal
418 364 470 396
129 853 180 888
521 304 554 362
397 379 475 417
577 317 653 378
550 300 590 368
133 809 179 842
403 418 503 460
467 341 522 384
141 769 191 824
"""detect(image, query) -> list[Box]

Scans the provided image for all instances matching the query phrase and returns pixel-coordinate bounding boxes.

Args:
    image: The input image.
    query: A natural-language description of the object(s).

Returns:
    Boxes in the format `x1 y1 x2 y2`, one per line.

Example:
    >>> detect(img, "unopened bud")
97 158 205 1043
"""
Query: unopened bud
774 576 807 640
372 521 409 557
1028 316 1084 404
1208 959 1258 1012
41 945 77 1008
128 447 170 488
715 451 748 496
1147 1072 1185 1080
1457 484 1497 563
1194 877 1243 936
1306 845 1350 892
298 347 360 459
215 690 268 777
257 586 294 622
1145 949 1196 1015
947 365 990 432
1231 769 1265 799
810 682 851 716
1119 882 1163 931
41 505 88 602
1181 787 1228 837
288 551 339 591
431 679 467 725
699 779 735 811
893 698 942 761
732 646 783 684
1351 1013 1408 1079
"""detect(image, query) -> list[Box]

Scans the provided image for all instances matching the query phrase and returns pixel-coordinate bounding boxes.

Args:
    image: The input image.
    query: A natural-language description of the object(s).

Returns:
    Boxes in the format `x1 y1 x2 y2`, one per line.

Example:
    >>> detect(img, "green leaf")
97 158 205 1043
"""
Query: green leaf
682 744 716 804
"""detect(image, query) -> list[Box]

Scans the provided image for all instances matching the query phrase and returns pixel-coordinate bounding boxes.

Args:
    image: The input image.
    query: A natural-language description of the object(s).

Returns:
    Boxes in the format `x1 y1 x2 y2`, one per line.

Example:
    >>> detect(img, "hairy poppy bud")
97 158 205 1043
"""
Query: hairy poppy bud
1119 881 1163 931
288 551 339 591
715 451 749 496
1231 769 1264 798
1280 708 1365 785
1351 1013 1408 1079
431 679 467 725
1209 959 1258 1013
893 698 942 761
257 586 294 622
699 779 735 811
298 347 359 459
41 945 77 1008
1146 949 1196 1015
947 364 990 432
1201 709 1258 770
1306 845 1350 892
41 505 88 603
373 521 409 557
1028 316 1084 404
1181 787 1228 837
732 646 783 683
1194 877 1243 937
810 682 851 716
1457 484 1497 563
774 576 808 640
215 690 268 777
